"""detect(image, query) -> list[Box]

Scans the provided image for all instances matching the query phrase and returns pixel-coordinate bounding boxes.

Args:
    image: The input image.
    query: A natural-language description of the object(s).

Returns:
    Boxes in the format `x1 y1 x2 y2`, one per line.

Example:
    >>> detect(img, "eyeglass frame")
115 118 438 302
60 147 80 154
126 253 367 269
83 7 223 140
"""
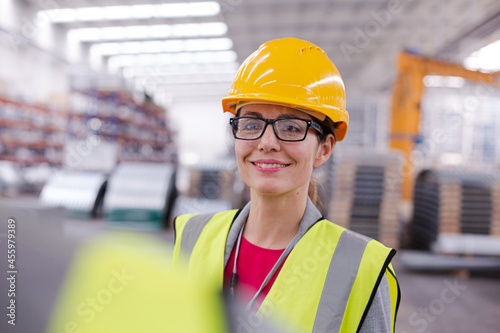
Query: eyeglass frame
229 116 324 142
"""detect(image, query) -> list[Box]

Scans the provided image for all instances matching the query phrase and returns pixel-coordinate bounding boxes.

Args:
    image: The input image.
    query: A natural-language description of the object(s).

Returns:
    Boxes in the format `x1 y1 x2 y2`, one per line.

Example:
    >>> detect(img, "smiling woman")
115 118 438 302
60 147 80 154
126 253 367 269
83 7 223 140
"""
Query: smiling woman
173 38 400 333
232 104 333 205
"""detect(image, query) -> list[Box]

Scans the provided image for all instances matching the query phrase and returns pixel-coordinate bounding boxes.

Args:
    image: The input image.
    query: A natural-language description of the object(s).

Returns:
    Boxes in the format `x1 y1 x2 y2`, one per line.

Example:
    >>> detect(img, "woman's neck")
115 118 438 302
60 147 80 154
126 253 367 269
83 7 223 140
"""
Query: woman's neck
244 189 309 249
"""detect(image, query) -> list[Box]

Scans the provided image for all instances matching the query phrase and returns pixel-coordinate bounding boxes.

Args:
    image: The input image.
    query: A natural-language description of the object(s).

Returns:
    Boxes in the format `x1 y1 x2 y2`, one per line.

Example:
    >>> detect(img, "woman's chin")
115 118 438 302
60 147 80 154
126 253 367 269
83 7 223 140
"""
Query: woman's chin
252 184 284 196
252 183 297 197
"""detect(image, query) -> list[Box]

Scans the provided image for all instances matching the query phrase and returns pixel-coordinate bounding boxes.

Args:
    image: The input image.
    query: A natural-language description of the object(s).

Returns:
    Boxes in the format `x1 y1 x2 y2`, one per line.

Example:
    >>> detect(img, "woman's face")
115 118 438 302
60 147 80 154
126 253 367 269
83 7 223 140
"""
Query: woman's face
235 104 334 198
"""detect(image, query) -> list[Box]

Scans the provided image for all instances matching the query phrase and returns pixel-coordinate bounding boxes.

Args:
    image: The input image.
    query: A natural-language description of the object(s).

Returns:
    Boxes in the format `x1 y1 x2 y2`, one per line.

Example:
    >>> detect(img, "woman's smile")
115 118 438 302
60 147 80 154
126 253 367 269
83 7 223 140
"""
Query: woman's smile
251 159 291 172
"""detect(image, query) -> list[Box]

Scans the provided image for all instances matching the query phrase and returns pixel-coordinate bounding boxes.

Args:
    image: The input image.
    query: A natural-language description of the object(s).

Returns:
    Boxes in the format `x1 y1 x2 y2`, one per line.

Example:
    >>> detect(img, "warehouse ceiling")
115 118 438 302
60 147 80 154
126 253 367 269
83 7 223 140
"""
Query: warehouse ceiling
26 0 500 103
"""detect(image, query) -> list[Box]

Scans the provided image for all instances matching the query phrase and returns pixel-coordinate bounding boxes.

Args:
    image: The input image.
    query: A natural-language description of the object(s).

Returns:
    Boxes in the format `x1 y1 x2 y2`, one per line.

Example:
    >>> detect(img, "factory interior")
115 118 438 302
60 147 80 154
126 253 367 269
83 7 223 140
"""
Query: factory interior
0 0 500 332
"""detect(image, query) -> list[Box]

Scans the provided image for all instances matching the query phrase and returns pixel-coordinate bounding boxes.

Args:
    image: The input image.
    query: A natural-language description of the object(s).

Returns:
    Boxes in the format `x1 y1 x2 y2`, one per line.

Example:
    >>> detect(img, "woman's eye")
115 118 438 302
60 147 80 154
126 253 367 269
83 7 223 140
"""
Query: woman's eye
280 121 304 133
283 125 300 132
241 120 262 131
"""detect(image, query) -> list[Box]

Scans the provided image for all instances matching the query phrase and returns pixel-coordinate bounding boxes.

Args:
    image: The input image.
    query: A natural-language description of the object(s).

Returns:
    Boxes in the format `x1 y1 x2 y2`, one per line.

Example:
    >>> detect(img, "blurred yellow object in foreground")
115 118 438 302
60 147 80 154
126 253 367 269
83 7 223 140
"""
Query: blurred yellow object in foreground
46 233 226 333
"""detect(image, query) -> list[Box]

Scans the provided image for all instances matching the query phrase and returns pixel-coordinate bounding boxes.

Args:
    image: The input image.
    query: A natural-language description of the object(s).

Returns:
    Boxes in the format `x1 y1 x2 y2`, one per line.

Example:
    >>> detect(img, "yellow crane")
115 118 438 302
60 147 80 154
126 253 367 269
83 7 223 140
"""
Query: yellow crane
390 51 500 199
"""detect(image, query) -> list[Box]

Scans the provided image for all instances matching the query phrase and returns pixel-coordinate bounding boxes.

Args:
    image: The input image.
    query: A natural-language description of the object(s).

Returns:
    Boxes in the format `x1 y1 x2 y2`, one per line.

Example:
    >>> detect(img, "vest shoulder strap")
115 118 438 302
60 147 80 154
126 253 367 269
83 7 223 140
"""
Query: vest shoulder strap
340 230 397 333
172 210 239 278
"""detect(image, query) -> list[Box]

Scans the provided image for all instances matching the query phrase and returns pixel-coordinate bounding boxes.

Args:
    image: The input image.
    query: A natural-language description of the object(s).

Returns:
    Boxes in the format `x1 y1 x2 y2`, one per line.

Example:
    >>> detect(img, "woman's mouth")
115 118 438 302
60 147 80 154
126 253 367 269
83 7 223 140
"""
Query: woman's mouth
251 160 290 172
253 162 288 168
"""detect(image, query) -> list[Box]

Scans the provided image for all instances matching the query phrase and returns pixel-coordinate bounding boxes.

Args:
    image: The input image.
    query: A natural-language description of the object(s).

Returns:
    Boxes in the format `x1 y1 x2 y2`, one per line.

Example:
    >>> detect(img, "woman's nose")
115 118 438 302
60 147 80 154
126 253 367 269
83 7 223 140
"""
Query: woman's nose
258 124 281 151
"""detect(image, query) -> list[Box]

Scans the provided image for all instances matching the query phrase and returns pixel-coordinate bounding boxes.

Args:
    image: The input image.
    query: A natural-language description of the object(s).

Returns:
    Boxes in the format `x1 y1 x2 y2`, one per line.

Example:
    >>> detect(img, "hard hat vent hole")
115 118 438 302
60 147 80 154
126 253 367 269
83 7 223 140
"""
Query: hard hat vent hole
300 46 325 55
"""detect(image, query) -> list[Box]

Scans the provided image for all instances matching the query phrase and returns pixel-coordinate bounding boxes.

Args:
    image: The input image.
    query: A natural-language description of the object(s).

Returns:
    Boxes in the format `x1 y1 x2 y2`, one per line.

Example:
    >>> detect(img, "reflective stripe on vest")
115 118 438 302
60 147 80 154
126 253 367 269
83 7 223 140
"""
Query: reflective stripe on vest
179 213 214 260
311 230 369 332
173 210 238 287
173 211 398 333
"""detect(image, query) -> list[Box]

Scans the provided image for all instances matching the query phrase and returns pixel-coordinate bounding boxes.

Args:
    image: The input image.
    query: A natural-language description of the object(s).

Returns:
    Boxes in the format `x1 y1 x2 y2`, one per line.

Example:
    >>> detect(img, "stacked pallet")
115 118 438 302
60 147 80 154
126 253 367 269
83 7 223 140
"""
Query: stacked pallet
327 150 403 249
410 169 500 251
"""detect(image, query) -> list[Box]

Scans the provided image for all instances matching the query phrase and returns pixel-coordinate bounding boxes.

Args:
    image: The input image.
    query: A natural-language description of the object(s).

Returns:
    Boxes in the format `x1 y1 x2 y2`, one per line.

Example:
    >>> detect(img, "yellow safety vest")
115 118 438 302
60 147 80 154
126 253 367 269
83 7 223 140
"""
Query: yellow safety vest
173 209 400 333
47 233 227 333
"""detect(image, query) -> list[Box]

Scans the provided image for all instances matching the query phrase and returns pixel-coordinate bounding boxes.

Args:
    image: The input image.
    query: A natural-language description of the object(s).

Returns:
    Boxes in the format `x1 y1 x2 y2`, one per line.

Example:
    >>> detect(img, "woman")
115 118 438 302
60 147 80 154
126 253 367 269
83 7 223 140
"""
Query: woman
173 38 400 333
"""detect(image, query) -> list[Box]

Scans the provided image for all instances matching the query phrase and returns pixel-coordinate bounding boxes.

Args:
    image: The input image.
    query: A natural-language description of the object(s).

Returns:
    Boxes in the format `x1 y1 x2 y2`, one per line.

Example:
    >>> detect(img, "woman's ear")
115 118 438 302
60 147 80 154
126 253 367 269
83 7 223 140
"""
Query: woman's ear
313 134 335 168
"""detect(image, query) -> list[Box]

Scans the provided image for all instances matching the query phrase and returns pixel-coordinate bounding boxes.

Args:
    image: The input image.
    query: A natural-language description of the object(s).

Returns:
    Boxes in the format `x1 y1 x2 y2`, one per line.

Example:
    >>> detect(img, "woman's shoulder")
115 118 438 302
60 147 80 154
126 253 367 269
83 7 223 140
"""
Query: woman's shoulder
174 209 241 231
314 218 394 251
175 209 240 222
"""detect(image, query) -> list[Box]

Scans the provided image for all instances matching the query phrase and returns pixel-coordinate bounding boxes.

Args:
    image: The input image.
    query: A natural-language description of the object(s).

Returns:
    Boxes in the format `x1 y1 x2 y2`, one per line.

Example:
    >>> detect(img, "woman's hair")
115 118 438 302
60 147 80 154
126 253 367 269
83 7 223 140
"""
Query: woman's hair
308 177 325 211
308 178 319 205
315 116 337 143
310 116 335 208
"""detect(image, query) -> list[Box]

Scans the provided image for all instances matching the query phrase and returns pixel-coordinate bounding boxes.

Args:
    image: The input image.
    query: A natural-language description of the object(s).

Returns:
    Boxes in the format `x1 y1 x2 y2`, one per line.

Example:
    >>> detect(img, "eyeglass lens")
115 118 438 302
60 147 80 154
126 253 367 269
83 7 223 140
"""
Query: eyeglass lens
233 118 309 141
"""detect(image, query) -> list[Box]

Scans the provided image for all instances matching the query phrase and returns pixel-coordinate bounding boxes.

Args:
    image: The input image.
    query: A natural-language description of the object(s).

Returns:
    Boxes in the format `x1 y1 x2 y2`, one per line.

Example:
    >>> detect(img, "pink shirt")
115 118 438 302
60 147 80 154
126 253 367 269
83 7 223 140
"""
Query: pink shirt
224 236 287 308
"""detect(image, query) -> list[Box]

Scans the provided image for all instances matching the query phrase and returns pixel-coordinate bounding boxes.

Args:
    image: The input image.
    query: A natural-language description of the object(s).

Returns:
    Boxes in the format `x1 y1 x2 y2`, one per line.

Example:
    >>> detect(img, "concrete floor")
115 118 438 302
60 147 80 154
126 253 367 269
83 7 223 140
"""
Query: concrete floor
0 198 499 332
394 260 500 333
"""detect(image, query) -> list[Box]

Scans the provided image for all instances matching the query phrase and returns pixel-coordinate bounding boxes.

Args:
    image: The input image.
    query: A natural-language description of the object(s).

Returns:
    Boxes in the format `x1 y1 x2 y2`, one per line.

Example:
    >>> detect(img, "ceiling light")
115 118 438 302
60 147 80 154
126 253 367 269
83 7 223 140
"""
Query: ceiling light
157 3 190 18
77 7 104 21
131 5 155 19
197 22 228 36
172 22 227 37
187 2 220 16
423 75 466 88
463 39 500 72
157 2 220 18
132 72 236 85
93 38 233 56
108 51 237 71
69 22 226 42
121 62 240 79
103 6 131 20
39 2 220 23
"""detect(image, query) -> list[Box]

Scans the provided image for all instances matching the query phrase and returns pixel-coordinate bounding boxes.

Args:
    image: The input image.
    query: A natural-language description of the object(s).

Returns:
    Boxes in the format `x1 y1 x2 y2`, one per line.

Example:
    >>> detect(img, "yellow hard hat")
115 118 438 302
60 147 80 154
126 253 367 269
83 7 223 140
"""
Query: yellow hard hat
222 38 349 141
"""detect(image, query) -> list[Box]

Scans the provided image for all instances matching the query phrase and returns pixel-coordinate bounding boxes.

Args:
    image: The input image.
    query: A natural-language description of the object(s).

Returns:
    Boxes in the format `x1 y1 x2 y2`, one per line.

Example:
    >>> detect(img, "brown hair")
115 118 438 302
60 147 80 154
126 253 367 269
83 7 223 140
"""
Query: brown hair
314 116 337 143
309 116 335 209
309 177 326 213
308 178 318 205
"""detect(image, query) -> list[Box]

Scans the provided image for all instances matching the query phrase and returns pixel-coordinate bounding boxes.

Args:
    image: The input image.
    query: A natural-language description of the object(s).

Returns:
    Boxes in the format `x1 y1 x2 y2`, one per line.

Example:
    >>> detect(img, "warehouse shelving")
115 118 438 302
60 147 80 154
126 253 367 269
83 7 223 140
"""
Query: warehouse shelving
0 96 66 166
67 89 176 167
1 87 176 169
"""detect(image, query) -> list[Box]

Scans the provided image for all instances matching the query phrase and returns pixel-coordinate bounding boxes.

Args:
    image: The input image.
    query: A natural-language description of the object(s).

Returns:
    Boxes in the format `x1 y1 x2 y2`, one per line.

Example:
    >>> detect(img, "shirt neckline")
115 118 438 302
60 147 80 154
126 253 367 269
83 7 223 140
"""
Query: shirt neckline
242 234 286 252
